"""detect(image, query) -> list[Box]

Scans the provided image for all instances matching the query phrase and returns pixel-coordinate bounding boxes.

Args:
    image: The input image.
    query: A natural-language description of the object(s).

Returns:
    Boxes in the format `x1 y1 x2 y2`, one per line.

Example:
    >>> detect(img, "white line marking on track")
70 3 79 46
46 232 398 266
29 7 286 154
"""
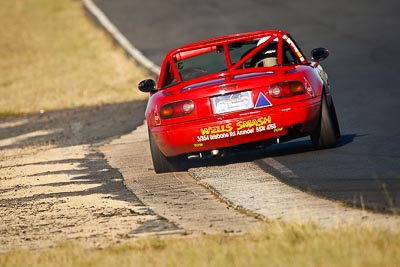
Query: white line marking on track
261 158 298 179
82 0 160 75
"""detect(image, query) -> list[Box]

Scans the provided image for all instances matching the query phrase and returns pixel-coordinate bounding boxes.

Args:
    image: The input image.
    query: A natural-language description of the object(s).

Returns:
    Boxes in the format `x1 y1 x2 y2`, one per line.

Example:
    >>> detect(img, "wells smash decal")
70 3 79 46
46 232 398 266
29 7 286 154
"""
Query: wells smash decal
255 92 272 108
196 116 277 142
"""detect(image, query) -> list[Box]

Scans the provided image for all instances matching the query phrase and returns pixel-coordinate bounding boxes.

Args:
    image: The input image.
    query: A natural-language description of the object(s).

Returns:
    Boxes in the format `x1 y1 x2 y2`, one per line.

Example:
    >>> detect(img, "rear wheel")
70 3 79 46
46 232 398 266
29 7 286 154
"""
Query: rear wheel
311 94 340 149
148 127 182 173
330 100 341 139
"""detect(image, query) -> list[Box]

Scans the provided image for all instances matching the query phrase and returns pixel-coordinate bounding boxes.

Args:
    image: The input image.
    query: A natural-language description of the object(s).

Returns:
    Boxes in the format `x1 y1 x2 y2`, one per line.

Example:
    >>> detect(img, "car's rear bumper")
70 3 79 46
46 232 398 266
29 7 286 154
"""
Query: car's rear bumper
150 98 320 157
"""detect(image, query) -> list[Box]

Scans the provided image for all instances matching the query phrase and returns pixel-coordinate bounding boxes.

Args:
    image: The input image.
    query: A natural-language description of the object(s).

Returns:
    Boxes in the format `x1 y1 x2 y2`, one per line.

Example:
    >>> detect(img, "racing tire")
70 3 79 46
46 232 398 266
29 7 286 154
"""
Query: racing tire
330 100 341 139
311 94 339 149
148 127 182 174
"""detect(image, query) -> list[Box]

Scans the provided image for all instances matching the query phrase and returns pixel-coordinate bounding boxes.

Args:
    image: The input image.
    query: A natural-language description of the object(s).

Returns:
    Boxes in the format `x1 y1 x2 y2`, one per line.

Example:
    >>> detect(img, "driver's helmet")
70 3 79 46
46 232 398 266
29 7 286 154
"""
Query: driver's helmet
251 37 278 67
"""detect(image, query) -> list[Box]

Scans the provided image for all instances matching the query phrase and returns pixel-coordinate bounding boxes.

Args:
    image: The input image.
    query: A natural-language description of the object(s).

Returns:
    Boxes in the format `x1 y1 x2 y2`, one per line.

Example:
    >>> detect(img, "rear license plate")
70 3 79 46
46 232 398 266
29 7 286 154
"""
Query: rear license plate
211 90 253 114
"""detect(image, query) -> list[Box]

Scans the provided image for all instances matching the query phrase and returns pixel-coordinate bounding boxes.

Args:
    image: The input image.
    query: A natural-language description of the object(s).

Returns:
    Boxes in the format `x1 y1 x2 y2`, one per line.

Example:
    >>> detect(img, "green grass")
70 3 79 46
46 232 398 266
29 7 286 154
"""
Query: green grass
1 222 399 267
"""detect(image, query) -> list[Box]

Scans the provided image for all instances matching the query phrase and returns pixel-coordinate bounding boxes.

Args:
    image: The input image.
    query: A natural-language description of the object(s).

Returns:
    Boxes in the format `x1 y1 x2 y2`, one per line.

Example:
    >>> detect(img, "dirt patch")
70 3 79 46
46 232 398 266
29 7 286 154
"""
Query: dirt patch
0 102 171 252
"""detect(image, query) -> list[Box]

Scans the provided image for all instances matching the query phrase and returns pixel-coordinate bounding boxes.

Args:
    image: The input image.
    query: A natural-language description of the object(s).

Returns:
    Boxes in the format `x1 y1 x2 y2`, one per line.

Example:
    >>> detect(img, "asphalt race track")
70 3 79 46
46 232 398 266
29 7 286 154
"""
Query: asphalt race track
92 0 400 212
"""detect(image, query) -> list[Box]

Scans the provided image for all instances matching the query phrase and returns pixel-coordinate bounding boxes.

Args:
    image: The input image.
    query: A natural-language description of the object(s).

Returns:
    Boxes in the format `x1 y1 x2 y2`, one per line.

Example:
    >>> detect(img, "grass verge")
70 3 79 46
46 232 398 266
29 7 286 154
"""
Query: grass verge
1 222 399 267
0 0 148 117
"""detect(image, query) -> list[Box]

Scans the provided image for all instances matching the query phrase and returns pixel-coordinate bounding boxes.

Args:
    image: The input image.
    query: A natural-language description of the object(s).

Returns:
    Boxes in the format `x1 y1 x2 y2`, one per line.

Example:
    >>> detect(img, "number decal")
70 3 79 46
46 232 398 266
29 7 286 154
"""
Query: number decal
177 62 184 70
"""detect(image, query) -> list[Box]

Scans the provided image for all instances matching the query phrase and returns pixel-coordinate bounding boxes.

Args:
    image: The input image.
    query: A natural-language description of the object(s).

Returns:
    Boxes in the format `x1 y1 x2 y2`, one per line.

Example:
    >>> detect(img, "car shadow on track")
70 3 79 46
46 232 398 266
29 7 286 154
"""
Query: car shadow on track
180 134 357 170
180 133 400 215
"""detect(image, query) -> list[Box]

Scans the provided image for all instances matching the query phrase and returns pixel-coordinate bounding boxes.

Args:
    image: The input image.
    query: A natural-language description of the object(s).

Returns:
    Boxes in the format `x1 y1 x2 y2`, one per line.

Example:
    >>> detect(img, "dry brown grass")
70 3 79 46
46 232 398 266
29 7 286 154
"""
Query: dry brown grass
1 222 399 267
0 0 149 117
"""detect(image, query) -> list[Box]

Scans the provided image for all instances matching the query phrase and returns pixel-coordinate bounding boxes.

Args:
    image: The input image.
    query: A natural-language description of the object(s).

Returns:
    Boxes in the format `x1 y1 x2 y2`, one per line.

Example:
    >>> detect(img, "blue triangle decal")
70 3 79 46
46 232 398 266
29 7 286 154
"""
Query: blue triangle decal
255 92 272 108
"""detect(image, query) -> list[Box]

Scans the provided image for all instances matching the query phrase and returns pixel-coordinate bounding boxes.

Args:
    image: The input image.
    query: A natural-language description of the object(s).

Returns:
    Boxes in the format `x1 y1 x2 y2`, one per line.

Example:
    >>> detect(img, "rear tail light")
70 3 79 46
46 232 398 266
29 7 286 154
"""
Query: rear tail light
269 85 283 97
268 81 306 98
160 100 195 119
290 82 305 95
160 105 174 118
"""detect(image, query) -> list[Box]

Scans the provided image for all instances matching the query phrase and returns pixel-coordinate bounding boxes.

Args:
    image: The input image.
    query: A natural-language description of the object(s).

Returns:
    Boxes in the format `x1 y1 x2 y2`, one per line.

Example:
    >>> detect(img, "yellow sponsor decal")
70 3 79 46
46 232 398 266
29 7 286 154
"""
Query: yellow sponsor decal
197 116 277 143
236 116 271 131
200 123 233 135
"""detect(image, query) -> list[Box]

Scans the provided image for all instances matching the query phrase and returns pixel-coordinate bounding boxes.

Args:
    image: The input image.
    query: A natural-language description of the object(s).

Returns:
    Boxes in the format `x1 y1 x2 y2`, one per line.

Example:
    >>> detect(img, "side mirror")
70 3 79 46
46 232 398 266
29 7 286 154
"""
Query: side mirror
311 47 329 61
138 79 156 93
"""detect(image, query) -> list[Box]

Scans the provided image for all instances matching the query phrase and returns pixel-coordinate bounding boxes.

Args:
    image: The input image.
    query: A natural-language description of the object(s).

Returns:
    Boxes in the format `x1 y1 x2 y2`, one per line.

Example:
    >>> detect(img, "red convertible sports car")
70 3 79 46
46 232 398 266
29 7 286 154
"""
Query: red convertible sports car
138 30 340 173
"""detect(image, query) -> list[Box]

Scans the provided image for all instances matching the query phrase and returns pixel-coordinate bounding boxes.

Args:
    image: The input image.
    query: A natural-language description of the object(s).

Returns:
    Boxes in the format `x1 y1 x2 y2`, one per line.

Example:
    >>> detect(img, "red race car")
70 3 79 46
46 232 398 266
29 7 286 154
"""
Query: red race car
138 30 340 173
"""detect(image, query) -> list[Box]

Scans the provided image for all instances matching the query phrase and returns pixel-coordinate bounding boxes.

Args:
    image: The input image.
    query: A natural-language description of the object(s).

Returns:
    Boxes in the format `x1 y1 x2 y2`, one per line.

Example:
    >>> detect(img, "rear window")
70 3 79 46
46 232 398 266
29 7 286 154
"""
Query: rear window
174 41 259 81
175 49 226 81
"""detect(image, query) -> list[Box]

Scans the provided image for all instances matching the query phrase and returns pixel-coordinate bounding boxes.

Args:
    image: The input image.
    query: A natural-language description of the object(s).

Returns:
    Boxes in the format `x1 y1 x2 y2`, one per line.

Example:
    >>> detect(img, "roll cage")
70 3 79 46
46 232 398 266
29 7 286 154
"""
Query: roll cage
158 30 307 89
